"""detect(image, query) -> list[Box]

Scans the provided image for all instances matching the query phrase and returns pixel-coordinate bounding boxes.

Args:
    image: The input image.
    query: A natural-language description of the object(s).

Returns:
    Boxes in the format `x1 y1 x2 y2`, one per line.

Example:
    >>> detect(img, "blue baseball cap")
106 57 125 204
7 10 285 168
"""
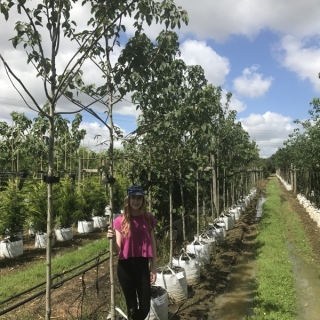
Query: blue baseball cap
127 185 144 196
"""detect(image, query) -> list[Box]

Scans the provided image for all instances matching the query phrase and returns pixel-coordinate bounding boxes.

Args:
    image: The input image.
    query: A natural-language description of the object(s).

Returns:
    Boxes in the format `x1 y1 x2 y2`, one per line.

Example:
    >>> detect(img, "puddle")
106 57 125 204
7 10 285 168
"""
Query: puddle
208 253 256 320
288 244 320 320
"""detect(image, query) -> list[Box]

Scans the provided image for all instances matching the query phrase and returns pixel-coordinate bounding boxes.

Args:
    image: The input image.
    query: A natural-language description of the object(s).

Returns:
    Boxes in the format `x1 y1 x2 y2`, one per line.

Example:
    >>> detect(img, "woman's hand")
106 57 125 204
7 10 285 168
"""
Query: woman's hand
107 227 115 239
150 267 157 284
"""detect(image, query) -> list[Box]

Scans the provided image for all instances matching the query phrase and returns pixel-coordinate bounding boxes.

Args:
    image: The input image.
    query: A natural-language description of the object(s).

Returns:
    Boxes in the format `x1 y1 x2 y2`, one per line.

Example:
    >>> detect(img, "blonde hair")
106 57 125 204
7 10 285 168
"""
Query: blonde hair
121 195 150 238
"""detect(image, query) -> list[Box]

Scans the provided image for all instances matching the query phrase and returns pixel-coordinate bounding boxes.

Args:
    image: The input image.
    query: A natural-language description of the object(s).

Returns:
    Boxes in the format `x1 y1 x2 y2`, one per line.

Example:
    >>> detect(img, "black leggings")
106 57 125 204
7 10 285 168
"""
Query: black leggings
117 257 151 320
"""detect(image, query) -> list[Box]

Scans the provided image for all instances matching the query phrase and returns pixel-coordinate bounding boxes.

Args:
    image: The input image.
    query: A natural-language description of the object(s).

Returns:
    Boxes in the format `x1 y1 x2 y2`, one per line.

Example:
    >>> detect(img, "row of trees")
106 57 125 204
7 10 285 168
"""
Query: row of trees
0 0 267 319
0 176 111 239
271 101 320 206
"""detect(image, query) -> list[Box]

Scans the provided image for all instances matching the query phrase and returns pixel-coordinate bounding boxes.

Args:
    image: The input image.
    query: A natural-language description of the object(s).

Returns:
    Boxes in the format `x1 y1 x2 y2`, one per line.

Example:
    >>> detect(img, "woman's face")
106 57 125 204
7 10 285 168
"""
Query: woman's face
129 195 144 211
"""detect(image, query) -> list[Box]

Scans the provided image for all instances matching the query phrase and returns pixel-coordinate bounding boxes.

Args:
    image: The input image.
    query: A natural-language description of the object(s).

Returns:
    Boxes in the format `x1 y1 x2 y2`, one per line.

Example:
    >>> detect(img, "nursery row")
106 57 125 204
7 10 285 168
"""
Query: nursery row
116 188 259 320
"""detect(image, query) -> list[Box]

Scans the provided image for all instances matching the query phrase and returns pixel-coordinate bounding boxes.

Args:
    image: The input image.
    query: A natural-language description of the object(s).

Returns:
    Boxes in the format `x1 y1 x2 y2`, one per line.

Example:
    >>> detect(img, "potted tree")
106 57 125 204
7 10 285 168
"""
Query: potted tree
54 177 83 241
0 178 26 258
24 180 56 248
78 178 108 232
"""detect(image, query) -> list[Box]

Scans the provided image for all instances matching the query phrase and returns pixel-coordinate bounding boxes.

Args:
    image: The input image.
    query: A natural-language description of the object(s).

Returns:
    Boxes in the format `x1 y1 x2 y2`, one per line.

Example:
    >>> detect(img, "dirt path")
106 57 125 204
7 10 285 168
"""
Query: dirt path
168 183 264 320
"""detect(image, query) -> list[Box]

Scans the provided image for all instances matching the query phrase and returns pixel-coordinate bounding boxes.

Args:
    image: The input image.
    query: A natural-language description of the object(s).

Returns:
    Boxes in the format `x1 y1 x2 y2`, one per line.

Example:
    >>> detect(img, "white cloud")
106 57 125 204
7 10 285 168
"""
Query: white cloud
276 35 320 92
174 0 320 41
79 121 126 151
180 40 230 86
239 111 296 157
233 65 273 97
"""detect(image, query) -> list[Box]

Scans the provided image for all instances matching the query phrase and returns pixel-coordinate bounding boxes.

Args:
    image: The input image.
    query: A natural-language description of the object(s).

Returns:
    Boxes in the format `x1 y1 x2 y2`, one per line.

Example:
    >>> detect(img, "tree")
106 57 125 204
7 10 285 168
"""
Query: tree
0 0 189 318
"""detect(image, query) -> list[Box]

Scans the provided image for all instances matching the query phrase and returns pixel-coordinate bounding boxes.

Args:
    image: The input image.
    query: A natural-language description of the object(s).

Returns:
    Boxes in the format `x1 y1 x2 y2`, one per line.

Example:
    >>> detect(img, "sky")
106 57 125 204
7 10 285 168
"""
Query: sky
1 1 320 158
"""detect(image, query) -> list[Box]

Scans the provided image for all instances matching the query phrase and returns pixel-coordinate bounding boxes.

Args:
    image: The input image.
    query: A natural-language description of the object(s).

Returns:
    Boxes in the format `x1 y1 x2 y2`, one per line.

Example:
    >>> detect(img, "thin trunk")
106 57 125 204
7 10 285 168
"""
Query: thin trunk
11 122 14 171
179 167 186 243
223 168 226 211
78 157 82 191
196 169 199 240
64 134 67 171
46 116 54 320
109 94 116 320
210 182 214 220
211 153 218 219
169 184 173 268
148 148 152 212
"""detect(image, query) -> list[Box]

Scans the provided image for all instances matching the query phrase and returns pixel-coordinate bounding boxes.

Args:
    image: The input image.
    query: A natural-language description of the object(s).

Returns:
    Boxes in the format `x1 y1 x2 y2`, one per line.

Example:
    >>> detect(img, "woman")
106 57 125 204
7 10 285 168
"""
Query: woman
107 185 157 320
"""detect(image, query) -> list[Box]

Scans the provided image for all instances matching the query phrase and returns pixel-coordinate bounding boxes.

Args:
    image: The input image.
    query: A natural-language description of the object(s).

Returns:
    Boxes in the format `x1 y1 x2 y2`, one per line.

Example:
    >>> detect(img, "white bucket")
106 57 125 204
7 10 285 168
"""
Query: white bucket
77 220 94 234
155 266 188 304
0 238 23 258
147 286 169 320
172 252 200 285
92 216 107 228
55 227 73 242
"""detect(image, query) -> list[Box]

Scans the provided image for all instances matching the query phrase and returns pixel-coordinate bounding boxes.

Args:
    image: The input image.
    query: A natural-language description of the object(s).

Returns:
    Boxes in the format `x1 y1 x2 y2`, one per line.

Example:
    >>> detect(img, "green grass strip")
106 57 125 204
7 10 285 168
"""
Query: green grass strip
0 238 109 302
247 177 298 320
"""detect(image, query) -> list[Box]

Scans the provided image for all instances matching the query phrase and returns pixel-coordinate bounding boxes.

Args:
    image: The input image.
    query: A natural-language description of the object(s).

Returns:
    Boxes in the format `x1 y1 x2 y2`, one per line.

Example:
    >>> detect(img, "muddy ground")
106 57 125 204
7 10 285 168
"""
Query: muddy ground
1 177 319 319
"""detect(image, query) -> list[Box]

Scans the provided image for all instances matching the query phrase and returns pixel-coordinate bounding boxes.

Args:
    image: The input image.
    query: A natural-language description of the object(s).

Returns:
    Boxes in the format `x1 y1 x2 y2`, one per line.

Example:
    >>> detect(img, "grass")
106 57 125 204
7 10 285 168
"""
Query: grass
246 176 314 320
0 237 110 301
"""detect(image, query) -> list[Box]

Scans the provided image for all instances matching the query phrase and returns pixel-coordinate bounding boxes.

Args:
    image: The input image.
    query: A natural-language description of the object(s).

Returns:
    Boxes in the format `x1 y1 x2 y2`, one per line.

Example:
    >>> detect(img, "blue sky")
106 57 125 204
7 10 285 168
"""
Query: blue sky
1 0 320 157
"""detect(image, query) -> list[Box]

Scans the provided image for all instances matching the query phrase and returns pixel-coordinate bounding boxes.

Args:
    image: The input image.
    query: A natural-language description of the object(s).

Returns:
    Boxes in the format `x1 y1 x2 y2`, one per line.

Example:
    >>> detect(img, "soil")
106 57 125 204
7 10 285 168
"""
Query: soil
2 176 320 320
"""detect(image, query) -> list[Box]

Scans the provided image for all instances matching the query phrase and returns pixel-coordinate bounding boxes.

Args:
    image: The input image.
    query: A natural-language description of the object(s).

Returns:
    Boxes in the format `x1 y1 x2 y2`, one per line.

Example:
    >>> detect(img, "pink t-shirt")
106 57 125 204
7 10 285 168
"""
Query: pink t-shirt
114 212 157 260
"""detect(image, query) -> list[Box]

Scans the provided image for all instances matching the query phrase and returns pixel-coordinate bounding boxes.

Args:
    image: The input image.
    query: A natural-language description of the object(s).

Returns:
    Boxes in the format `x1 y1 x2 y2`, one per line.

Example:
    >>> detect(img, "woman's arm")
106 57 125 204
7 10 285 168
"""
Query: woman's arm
150 229 157 283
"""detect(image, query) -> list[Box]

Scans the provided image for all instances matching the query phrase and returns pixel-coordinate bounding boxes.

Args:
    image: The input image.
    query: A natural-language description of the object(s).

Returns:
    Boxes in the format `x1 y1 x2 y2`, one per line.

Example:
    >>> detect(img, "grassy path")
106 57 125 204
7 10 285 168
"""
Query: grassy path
247 176 314 320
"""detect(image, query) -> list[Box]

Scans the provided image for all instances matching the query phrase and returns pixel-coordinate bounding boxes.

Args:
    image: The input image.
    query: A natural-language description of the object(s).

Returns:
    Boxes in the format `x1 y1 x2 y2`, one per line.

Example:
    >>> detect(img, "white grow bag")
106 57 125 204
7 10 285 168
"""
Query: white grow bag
186 240 210 265
77 220 94 234
230 208 240 221
220 214 234 230
207 223 225 245
198 232 216 255
147 286 169 320
0 237 23 258
55 227 73 242
35 232 56 248
92 216 107 228
155 266 188 304
172 251 200 285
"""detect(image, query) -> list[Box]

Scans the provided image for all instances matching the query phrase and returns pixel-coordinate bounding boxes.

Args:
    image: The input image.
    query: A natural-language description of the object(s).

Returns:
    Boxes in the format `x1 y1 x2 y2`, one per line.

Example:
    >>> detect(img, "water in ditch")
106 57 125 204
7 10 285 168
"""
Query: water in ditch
288 243 320 320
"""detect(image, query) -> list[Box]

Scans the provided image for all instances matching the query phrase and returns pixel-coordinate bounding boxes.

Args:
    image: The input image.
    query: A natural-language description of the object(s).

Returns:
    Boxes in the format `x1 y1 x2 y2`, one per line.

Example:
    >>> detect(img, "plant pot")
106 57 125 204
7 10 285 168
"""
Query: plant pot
77 220 94 234
197 232 216 255
55 227 73 242
0 237 23 258
154 265 188 304
92 216 107 228
35 232 56 248
147 286 169 320
186 240 210 265
220 213 234 230
172 252 200 285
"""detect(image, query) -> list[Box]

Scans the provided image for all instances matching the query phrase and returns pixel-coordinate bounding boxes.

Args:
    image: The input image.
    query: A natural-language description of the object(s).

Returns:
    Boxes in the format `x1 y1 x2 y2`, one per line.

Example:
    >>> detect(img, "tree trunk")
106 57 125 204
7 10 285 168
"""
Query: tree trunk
169 184 173 268
109 94 116 320
46 115 54 320
179 168 186 243
211 153 218 219
196 169 199 240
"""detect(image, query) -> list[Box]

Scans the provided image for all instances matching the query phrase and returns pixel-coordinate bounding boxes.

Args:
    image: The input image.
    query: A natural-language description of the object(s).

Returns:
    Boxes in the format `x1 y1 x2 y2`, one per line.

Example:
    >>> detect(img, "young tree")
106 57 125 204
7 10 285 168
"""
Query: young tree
0 1 188 318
